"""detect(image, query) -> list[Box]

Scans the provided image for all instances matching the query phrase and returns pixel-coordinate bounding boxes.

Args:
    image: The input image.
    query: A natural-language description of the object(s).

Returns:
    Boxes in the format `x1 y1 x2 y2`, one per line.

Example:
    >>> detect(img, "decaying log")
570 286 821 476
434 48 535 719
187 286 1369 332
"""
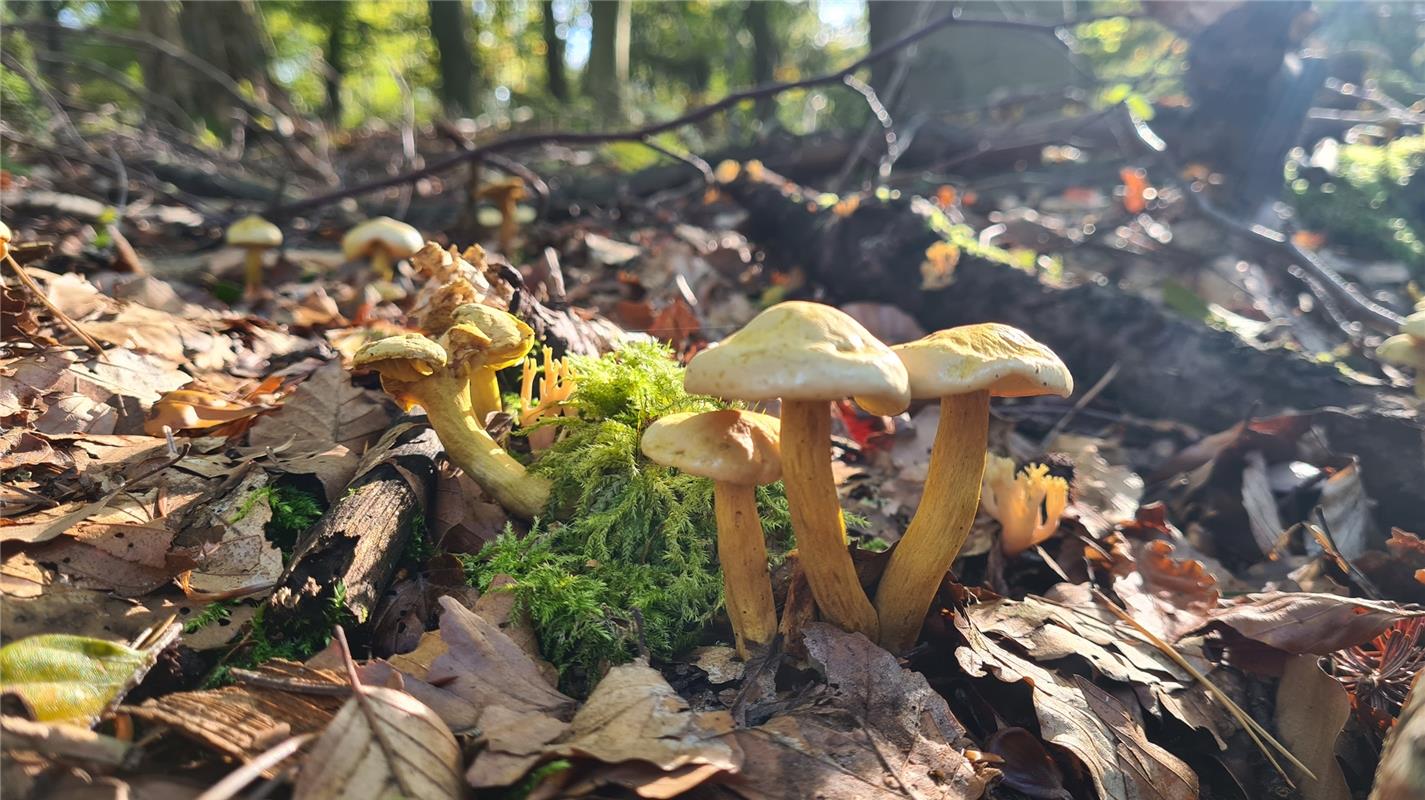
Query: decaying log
723 175 1425 533
264 421 442 635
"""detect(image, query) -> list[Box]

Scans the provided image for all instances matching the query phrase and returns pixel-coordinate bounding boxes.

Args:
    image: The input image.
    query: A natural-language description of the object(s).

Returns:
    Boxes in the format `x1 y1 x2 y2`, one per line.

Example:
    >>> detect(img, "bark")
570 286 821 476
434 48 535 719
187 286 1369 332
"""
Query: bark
585 0 630 120
720 172 1425 535
319 1 350 123
428 0 479 117
745 0 778 120
176 0 274 130
135 0 202 130
542 1 569 103
265 423 443 636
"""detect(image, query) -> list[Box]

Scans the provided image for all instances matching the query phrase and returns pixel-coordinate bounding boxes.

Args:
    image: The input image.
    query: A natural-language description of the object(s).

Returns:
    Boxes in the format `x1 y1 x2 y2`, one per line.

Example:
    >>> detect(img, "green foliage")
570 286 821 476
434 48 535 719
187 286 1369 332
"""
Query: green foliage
264 484 326 554
183 601 234 634
465 342 791 692
1287 136 1425 275
0 634 150 723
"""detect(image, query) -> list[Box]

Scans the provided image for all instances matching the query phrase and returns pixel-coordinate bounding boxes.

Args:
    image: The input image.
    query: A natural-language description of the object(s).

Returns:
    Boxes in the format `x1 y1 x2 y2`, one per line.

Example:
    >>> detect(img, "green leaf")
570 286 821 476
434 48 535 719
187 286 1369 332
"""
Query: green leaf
0 634 152 723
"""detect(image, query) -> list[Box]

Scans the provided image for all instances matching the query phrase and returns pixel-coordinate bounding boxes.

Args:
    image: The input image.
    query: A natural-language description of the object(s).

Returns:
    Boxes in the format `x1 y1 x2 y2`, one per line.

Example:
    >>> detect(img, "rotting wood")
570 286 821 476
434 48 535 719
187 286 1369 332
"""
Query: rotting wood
264 422 442 636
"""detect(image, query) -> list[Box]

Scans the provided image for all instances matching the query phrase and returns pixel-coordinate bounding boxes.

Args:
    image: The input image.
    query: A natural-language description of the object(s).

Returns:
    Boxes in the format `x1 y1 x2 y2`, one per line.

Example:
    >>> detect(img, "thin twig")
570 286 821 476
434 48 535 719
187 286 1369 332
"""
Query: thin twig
194 734 313 800
1040 361 1119 451
4 253 106 355
638 138 715 184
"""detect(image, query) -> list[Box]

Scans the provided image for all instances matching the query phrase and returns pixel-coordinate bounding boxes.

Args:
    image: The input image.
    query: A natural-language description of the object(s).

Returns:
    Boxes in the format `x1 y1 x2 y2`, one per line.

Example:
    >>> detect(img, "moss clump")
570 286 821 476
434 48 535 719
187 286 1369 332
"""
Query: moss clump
1287 136 1425 275
264 484 325 554
464 341 791 692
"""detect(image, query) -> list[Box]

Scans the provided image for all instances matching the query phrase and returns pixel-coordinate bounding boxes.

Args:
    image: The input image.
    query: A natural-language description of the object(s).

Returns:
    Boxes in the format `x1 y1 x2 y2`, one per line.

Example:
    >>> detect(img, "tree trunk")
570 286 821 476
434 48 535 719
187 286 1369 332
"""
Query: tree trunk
136 0 203 130
542 0 569 102
866 1 930 97
585 0 630 120
319 1 350 123
428 0 479 117
174 0 274 133
745 0 777 120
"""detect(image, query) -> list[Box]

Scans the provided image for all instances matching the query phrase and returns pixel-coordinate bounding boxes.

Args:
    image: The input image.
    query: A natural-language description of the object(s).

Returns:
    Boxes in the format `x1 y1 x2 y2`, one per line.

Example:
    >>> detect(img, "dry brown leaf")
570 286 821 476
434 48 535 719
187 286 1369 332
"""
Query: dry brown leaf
247 362 392 501
467 705 570 789
1 586 185 644
171 468 283 598
956 613 1198 800
1197 592 1424 655
82 304 236 370
24 521 192 596
1113 539 1220 640
430 466 508 554
369 555 478 655
796 624 989 799
424 596 575 719
1276 654 1351 800
985 727 1070 800
293 673 462 800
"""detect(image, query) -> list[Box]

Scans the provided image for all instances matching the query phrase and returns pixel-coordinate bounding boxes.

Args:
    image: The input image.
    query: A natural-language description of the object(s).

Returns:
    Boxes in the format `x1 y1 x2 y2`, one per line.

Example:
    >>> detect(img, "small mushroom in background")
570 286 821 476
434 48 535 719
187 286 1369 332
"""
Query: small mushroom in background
642 409 783 659
352 328 550 519
684 300 910 640
342 217 423 282
1377 309 1425 399
476 179 531 255
980 454 1069 559
869 323 1072 653
449 302 535 421
225 215 283 299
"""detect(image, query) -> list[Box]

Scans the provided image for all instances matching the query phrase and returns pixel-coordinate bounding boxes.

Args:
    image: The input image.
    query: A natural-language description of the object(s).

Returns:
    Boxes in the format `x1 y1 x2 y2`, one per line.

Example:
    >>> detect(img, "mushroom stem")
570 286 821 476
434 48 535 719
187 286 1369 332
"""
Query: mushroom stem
371 248 395 281
713 482 778 658
469 367 503 421
242 248 264 298
779 399 879 639
413 376 550 519
873 390 989 653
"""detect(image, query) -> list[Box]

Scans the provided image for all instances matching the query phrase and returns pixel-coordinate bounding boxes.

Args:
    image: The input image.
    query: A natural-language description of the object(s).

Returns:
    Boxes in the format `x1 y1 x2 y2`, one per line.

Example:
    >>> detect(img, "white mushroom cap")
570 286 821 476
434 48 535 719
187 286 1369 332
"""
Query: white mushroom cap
342 217 424 261
641 409 782 486
891 323 1073 400
225 215 283 248
683 301 910 414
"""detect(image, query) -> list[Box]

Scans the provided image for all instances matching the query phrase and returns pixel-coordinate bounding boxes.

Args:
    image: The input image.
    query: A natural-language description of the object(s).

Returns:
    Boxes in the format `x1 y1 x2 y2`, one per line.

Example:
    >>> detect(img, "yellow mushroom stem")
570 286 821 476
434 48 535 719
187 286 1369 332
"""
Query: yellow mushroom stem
408 372 550 519
779 399 879 639
242 247 265 297
469 366 503 421
370 246 395 281
873 389 990 653
713 482 778 658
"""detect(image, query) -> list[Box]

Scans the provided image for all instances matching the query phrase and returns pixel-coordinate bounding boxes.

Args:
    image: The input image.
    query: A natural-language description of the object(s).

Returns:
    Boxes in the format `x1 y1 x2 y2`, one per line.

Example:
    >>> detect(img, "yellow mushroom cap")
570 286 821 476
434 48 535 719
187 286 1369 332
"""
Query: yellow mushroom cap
890 323 1073 400
1401 310 1425 341
641 409 782 486
451 304 535 369
477 179 527 203
1377 333 1425 370
684 301 910 414
226 215 283 248
0 220 10 260
354 333 447 381
342 217 424 261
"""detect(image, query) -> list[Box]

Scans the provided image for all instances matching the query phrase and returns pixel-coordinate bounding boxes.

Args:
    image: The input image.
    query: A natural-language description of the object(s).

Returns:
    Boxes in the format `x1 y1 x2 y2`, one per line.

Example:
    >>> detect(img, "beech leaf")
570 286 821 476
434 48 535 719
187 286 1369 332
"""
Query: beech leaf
0 634 156 724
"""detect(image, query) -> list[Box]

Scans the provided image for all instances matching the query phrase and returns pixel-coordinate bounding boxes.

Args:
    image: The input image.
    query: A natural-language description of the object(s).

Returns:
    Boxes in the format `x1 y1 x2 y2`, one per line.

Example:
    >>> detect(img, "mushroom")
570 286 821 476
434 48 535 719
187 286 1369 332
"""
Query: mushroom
225 215 283 299
1378 332 1425 399
980 454 1068 558
450 303 535 421
0 220 11 261
342 217 423 281
641 409 782 658
870 323 1071 653
353 328 550 519
477 179 527 255
684 301 909 639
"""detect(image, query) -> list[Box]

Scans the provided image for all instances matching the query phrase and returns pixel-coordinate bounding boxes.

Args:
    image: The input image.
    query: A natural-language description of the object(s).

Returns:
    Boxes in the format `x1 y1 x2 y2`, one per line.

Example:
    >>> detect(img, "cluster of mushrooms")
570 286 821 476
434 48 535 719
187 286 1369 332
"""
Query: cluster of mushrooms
347 284 1072 656
224 215 425 299
643 301 1072 655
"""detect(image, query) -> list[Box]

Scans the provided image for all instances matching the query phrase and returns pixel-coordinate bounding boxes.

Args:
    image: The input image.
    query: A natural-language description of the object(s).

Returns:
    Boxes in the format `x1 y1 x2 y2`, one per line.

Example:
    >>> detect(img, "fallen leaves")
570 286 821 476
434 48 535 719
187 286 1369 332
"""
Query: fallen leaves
0 631 169 724
293 667 462 800
1196 592 1424 655
1276 655 1351 800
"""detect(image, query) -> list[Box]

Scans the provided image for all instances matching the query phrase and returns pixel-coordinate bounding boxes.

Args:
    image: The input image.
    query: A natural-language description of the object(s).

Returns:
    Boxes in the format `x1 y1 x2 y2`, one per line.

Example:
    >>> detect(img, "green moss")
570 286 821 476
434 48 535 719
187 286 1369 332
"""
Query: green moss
183 601 233 634
467 342 792 693
1287 136 1425 275
264 484 326 554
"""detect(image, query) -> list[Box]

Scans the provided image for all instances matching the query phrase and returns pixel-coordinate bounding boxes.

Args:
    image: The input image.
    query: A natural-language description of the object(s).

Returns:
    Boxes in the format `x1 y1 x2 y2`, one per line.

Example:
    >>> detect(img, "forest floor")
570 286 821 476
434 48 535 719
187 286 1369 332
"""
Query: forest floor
2 119 1424 800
